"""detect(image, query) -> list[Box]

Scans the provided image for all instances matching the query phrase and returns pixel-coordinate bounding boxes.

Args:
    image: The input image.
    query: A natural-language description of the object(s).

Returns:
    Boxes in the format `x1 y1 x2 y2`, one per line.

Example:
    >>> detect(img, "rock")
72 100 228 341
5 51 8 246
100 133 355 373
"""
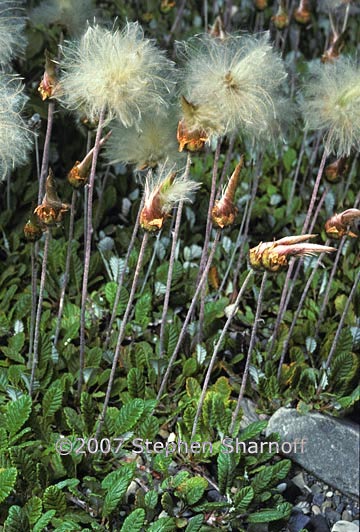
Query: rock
266 408 360 498
312 505 322 515
313 493 325 506
288 509 311 532
292 471 311 492
327 492 334 498
239 398 261 429
332 521 360 532
308 515 331 532
342 510 353 521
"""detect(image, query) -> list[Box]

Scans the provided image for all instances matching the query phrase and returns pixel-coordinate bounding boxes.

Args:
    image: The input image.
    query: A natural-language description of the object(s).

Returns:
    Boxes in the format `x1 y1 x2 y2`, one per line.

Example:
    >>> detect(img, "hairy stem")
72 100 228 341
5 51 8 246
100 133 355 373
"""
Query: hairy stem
29 231 50 395
96 231 150 437
78 107 105 397
230 271 267 433
191 269 254 438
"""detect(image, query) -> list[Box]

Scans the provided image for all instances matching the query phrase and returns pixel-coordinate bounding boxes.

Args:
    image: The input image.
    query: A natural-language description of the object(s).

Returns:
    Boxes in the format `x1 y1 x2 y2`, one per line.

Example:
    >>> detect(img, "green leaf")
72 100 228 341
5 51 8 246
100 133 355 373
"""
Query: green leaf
186 377 201 398
147 517 176 531
33 510 56 532
6 395 32 436
1 332 25 363
0 467 17 504
217 449 238 494
247 502 292 523
24 496 42 525
251 467 273 494
127 367 145 398
271 459 291 482
102 465 135 517
145 490 158 509
116 398 145 434
3 505 28 531
176 477 207 505
239 420 267 441
120 508 145 532
42 383 63 418
43 486 67 515
185 514 203 532
234 486 254 512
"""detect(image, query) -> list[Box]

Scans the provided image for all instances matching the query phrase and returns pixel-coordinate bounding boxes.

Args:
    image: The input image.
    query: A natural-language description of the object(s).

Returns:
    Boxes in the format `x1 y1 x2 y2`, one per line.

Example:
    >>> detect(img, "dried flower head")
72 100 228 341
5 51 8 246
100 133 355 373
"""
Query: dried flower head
38 50 59 101
29 0 95 36
0 73 33 180
34 169 70 226
59 22 175 126
324 156 348 183
178 32 287 139
325 209 360 239
272 1 289 30
105 109 183 170
211 157 243 228
321 31 345 63
302 57 360 157
68 131 111 188
294 0 312 24
249 234 336 272
140 165 200 232
0 1 26 65
24 214 43 242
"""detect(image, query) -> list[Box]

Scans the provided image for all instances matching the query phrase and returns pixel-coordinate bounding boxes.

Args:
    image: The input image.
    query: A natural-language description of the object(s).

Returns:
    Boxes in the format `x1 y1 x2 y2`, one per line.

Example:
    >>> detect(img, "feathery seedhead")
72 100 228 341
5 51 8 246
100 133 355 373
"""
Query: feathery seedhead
211 157 244 228
294 0 312 24
177 97 210 151
38 50 59 101
325 156 348 183
68 131 111 188
105 110 183 170
29 0 96 37
302 57 360 157
34 169 70 226
249 234 336 272
140 166 200 232
0 1 26 65
24 214 43 242
178 32 287 140
0 73 33 180
272 1 289 30
325 209 360 239
321 31 345 63
59 22 175 126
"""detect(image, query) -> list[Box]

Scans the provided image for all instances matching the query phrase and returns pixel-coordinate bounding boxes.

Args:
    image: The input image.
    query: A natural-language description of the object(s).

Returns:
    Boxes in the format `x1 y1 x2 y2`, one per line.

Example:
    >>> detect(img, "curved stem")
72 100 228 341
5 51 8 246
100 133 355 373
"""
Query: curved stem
191 270 254 439
159 153 191 357
316 269 360 395
29 231 50 395
155 230 222 405
230 271 268 434
78 107 106 397
38 102 55 203
96 231 150 437
53 190 77 348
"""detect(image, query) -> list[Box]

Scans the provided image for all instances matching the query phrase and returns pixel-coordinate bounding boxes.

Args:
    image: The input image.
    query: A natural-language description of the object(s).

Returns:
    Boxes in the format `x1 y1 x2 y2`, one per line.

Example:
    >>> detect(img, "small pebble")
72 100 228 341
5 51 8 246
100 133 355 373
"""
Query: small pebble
327 491 334 498
331 521 360 532
312 484 323 495
312 505 322 515
342 510 353 522
323 501 334 512
276 482 287 493
314 493 325 506
296 501 311 514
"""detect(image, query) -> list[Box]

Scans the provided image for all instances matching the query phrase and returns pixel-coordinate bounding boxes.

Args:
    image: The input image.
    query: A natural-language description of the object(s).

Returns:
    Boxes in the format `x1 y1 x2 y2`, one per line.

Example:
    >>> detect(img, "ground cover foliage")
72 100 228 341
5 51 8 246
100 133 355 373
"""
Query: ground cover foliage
0 0 359 530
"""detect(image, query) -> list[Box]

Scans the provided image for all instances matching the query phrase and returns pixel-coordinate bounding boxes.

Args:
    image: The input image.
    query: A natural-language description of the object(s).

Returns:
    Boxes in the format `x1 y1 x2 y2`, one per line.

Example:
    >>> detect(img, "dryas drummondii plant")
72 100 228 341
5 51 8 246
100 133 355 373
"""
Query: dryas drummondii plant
177 31 288 140
302 57 360 157
0 73 33 181
0 0 26 66
59 22 175 126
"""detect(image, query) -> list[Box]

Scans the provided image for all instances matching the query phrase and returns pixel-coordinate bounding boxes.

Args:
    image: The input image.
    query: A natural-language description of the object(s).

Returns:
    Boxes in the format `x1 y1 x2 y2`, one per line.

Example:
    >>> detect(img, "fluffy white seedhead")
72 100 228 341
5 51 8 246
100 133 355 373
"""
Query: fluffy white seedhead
0 1 26 65
105 108 184 170
0 74 33 179
59 22 175 126
302 57 360 156
30 0 96 36
178 32 288 138
144 163 200 214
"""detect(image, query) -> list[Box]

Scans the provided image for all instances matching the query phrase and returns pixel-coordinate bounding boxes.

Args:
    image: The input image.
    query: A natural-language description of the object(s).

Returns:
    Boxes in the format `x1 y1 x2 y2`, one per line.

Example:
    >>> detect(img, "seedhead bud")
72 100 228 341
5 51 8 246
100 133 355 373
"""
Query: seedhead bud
38 49 59 101
325 209 360 239
325 156 348 183
249 234 336 272
67 131 111 188
24 214 43 242
34 169 70 226
211 156 243 228
272 1 289 30
160 0 175 13
177 96 209 152
209 16 228 40
140 165 200 232
321 31 345 63
254 0 268 10
294 0 311 24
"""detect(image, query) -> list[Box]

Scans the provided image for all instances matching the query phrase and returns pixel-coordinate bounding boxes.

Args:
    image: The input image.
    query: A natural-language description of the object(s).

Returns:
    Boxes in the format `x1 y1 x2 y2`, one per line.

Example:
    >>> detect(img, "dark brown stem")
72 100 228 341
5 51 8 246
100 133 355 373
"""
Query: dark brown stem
30 231 50 395
96 231 150 437
78 107 106 398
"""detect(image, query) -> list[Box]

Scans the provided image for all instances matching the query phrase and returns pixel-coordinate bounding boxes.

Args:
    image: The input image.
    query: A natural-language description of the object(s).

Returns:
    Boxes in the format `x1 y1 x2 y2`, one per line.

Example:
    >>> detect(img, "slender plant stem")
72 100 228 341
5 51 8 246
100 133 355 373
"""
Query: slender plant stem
78 107 106 397
53 190 77 348
96 231 150 437
139 230 162 296
155 230 221 405
276 246 329 378
191 269 254 439
38 102 55 203
28 244 38 360
342 2 350 33
104 197 144 350
29 231 50 395
286 132 307 216
230 271 268 433
316 269 360 396
159 154 191 357
302 149 328 235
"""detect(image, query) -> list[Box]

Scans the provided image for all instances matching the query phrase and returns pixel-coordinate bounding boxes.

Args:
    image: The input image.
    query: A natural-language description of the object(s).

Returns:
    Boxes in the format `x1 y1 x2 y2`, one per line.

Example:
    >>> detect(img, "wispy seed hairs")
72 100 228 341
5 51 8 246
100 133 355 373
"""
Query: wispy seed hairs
0 0 27 65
